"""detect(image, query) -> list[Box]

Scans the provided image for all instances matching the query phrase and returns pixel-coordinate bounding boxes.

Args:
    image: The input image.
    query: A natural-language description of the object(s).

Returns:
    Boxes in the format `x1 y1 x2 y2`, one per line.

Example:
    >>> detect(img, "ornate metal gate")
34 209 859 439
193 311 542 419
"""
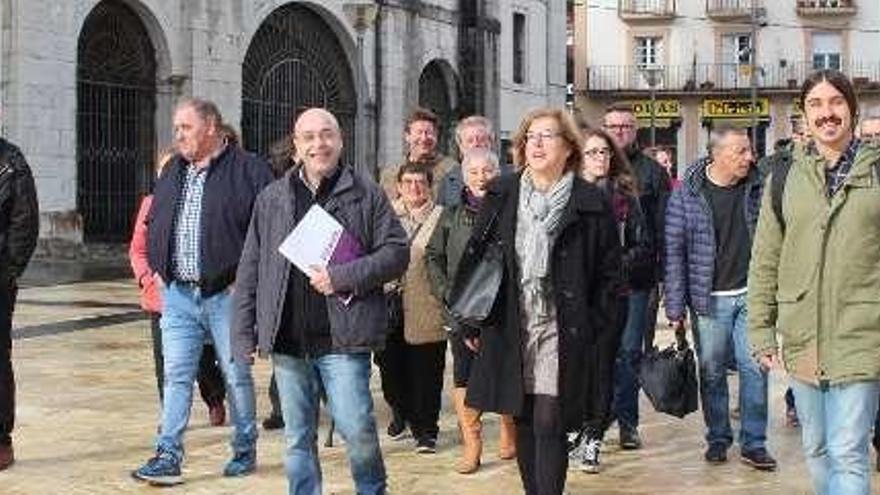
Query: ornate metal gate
242 4 356 166
419 60 458 155
76 0 156 243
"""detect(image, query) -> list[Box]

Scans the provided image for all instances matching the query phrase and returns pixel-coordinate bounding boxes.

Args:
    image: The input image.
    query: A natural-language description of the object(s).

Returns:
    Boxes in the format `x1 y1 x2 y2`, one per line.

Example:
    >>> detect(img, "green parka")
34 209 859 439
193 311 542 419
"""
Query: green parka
748 140 880 385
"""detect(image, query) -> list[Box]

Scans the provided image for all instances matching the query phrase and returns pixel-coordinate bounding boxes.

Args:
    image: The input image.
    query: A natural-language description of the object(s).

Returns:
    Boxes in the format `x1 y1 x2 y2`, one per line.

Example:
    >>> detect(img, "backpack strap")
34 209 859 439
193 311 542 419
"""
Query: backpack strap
770 153 792 233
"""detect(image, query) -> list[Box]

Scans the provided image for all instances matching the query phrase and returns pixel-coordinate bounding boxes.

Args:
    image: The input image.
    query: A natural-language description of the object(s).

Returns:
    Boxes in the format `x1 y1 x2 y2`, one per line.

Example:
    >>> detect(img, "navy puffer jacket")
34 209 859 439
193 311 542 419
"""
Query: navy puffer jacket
664 158 764 320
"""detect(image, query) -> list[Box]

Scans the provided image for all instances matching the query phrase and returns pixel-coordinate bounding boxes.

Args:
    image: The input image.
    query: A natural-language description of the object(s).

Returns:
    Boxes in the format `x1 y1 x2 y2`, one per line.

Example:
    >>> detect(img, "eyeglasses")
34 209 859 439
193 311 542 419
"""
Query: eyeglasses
583 147 613 159
525 131 562 144
604 124 635 132
862 132 880 142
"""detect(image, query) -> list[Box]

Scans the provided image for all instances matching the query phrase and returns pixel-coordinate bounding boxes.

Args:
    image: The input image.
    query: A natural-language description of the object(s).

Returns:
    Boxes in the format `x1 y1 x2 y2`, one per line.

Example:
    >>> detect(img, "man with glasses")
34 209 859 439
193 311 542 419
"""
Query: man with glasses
602 103 670 449
859 108 880 143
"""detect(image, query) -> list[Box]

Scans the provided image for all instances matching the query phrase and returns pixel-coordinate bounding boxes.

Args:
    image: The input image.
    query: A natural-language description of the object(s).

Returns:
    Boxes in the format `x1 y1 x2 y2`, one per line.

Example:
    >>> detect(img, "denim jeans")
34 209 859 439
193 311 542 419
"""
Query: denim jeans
790 379 880 495
156 282 257 461
612 290 648 431
273 352 386 495
692 293 767 452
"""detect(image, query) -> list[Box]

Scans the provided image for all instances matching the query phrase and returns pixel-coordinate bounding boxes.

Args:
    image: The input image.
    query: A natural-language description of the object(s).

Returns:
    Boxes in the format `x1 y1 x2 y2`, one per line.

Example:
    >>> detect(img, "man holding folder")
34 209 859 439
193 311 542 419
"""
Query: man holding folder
232 108 409 495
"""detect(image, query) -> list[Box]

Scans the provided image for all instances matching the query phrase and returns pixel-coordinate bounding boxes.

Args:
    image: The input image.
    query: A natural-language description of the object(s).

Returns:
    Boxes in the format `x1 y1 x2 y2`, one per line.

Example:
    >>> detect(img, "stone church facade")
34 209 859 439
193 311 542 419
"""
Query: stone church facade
0 0 565 244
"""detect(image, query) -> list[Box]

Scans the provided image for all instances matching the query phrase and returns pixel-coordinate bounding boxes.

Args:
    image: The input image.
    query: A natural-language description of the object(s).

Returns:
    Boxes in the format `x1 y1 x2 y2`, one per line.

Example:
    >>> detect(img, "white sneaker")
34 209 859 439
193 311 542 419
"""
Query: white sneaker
579 438 602 474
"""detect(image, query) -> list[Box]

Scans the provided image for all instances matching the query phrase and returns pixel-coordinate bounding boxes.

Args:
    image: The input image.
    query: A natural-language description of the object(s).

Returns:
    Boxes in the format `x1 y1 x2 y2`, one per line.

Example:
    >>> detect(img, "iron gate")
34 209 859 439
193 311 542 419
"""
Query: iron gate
419 61 458 155
242 4 356 166
76 0 156 243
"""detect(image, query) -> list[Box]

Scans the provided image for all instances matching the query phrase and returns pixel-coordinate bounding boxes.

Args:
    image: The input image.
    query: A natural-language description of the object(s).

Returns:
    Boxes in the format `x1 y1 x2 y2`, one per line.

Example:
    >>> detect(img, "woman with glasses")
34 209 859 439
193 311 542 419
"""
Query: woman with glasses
451 108 620 494
568 126 654 474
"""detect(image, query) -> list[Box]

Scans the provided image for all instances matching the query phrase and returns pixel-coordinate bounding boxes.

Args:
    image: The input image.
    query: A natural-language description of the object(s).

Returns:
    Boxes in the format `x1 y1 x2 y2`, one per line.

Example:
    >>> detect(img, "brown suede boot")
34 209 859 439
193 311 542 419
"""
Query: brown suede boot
498 414 517 460
0 444 13 471
452 387 482 474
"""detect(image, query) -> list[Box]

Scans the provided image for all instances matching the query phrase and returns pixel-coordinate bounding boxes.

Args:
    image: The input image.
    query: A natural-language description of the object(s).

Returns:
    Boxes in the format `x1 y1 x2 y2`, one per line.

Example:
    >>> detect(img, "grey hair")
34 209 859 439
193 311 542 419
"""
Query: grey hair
707 124 749 156
862 105 880 123
176 98 223 127
461 149 500 175
455 115 495 143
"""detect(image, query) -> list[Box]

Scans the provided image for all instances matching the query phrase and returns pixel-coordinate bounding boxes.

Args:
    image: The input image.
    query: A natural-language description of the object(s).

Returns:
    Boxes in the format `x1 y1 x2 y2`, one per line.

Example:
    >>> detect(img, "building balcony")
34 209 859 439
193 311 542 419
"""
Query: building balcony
583 61 880 94
796 0 856 16
619 0 676 21
706 0 763 20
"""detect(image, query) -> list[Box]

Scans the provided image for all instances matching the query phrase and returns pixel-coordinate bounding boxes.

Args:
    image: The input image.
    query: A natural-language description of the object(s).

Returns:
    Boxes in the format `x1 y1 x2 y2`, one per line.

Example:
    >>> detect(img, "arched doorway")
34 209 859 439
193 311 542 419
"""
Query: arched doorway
418 59 459 155
242 4 356 167
77 0 157 242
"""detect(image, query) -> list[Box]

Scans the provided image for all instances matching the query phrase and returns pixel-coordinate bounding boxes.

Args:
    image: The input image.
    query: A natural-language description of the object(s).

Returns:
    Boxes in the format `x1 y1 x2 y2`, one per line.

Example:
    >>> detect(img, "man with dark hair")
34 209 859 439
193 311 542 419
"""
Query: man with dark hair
750 70 880 494
602 103 671 449
666 125 775 470
132 98 274 486
0 132 38 472
379 107 457 202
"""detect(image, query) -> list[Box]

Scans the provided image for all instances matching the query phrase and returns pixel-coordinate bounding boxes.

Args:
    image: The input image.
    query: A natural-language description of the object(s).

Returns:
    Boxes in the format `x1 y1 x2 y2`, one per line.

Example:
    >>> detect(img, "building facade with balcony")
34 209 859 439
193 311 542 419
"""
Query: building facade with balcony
0 0 564 246
572 0 880 171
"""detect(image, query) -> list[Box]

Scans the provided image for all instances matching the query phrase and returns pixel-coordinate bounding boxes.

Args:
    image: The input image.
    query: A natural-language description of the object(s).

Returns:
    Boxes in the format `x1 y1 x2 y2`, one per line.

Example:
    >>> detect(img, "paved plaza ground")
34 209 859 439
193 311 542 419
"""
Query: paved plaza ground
0 274 874 494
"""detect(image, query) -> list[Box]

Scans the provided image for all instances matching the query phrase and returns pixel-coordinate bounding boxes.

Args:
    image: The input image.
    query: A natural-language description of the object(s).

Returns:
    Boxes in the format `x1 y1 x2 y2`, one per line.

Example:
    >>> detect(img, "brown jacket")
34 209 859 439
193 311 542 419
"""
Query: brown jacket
392 199 446 345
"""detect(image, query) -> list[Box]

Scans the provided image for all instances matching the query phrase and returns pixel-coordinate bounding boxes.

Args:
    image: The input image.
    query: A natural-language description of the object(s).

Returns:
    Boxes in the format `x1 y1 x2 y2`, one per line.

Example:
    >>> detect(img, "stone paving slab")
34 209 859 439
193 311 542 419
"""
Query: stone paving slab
0 280 873 494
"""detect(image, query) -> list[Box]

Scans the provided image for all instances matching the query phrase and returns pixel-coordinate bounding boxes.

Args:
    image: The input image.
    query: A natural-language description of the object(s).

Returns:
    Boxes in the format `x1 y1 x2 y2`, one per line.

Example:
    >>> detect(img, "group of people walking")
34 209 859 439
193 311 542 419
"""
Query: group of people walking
1 68 880 495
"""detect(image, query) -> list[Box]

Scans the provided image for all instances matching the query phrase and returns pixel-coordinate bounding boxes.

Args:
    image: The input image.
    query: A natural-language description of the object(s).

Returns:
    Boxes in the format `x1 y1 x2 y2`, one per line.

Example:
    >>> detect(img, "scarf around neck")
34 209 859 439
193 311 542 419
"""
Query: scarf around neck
516 169 575 319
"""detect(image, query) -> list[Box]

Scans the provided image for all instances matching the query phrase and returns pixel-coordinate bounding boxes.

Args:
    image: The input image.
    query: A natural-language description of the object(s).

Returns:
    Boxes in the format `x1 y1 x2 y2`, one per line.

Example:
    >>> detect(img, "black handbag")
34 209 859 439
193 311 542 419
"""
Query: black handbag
446 211 503 328
638 328 699 419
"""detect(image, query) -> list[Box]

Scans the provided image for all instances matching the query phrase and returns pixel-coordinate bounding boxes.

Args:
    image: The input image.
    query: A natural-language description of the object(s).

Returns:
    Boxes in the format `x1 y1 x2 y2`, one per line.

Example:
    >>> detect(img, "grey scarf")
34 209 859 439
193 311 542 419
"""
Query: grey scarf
516 169 575 320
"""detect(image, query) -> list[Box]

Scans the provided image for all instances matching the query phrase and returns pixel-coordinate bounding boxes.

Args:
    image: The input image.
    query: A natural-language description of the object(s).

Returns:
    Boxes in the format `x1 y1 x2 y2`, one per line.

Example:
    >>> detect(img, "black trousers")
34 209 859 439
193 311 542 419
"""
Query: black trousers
644 283 662 355
0 282 15 446
149 312 226 407
450 331 476 388
584 295 628 438
516 394 568 495
375 323 447 441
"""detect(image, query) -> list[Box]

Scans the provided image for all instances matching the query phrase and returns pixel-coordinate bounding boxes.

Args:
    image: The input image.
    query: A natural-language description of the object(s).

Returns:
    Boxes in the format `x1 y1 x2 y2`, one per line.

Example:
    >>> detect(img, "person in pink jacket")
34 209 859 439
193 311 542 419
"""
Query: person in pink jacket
129 150 227 427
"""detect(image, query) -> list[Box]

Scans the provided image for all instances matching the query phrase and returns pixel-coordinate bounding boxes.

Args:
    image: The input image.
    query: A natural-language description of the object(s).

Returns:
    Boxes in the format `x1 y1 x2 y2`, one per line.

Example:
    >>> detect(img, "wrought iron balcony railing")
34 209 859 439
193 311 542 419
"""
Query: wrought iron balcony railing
706 0 763 20
796 0 856 16
584 61 880 93
619 0 676 20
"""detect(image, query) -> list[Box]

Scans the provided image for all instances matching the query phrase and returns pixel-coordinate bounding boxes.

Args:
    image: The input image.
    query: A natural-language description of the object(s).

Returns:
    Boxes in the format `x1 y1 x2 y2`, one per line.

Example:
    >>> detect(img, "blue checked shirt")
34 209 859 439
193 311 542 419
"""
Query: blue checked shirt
173 164 208 282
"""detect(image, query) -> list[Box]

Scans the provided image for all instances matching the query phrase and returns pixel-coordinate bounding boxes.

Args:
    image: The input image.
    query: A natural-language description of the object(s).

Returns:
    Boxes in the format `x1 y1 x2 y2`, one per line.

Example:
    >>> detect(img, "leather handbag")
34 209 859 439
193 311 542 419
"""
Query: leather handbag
446 211 503 328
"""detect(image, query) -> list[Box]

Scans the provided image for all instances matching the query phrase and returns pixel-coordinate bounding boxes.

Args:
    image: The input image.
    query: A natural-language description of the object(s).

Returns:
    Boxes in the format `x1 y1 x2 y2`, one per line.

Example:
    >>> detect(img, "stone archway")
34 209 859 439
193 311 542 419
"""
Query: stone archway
76 0 157 243
418 59 460 155
241 3 357 167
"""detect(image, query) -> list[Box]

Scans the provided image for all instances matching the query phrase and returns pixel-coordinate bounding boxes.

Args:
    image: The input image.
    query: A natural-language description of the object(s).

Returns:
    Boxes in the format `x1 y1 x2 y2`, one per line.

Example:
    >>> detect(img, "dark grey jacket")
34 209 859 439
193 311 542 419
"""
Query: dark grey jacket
231 165 410 362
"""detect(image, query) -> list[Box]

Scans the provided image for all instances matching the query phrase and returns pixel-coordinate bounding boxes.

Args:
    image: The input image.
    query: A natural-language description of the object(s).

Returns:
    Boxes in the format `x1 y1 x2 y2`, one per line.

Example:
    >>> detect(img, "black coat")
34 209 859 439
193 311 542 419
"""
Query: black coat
455 173 621 431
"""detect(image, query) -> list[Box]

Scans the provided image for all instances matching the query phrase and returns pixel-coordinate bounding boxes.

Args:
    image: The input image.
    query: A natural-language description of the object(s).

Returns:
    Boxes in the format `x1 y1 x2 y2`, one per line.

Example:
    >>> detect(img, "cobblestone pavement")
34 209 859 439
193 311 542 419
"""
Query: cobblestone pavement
0 279 872 494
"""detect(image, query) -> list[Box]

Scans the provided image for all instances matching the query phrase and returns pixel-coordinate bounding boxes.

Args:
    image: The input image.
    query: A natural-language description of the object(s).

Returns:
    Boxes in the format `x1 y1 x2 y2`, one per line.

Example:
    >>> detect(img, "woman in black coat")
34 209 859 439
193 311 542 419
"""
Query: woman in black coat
453 108 620 495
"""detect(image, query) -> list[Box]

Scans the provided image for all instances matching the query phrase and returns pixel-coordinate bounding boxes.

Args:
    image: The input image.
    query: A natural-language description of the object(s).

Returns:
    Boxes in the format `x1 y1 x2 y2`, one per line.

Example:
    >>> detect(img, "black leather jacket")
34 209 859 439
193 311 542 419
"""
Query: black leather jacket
0 138 38 282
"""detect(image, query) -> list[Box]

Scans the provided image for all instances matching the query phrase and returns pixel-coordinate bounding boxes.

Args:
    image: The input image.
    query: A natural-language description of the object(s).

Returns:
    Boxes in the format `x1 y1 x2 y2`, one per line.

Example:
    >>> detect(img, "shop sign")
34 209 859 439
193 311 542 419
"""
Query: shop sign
702 98 770 118
629 99 680 119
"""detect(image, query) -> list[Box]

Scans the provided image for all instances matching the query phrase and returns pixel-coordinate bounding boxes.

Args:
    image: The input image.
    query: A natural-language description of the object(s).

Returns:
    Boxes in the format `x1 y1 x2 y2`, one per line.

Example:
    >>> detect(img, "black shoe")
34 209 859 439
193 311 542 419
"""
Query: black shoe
704 443 728 464
415 437 437 454
740 448 777 471
262 414 284 431
387 410 407 440
619 427 642 450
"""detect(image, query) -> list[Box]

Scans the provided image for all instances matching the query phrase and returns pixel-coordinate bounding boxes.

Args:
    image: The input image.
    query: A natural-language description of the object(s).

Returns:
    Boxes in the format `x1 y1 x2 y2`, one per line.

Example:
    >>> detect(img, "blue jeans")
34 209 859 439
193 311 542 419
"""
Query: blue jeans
612 290 648 431
693 293 767 452
790 379 880 495
273 352 386 495
156 282 257 461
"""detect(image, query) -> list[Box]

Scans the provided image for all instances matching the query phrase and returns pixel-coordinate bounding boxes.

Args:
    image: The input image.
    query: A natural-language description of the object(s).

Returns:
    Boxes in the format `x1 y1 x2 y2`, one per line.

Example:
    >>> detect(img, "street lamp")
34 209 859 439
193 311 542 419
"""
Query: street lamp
342 2 379 175
640 65 664 149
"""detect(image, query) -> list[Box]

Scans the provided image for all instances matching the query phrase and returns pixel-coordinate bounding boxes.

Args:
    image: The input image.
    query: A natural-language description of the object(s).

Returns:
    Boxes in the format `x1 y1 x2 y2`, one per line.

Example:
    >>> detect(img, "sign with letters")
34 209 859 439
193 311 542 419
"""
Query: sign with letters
628 99 681 119
702 98 770 119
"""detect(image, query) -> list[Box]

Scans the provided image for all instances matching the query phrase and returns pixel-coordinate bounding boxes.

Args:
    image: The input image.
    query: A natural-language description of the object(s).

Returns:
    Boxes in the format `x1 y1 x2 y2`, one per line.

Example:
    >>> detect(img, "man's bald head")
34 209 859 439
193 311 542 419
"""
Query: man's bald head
292 107 344 185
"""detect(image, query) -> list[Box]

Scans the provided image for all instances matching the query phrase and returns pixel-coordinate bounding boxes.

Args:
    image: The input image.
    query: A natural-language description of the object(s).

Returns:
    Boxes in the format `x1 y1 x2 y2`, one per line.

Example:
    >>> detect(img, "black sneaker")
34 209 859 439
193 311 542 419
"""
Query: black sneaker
704 443 728 464
415 437 437 454
387 410 407 440
619 427 642 450
262 414 284 431
740 448 777 471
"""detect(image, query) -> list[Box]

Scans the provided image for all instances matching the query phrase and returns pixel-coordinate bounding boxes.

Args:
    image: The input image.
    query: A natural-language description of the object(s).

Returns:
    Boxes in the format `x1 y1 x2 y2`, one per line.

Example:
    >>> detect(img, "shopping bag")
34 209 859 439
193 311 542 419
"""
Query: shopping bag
638 329 699 418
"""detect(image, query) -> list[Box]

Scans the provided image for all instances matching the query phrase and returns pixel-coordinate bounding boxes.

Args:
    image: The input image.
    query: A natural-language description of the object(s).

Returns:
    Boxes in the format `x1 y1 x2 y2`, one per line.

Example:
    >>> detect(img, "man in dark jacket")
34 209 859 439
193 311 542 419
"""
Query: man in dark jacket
132 99 274 486
665 126 775 471
231 108 409 495
0 137 38 472
602 103 671 448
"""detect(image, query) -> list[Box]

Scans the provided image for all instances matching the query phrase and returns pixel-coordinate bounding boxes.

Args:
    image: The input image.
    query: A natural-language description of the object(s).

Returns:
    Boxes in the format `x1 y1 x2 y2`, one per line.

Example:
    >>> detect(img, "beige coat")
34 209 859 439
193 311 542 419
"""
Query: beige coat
392 199 446 345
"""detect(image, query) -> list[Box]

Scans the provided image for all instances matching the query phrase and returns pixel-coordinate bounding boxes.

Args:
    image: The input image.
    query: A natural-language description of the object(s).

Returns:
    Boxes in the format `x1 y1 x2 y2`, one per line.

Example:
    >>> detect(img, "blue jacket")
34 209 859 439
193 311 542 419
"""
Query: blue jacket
148 145 274 296
664 158 764 320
